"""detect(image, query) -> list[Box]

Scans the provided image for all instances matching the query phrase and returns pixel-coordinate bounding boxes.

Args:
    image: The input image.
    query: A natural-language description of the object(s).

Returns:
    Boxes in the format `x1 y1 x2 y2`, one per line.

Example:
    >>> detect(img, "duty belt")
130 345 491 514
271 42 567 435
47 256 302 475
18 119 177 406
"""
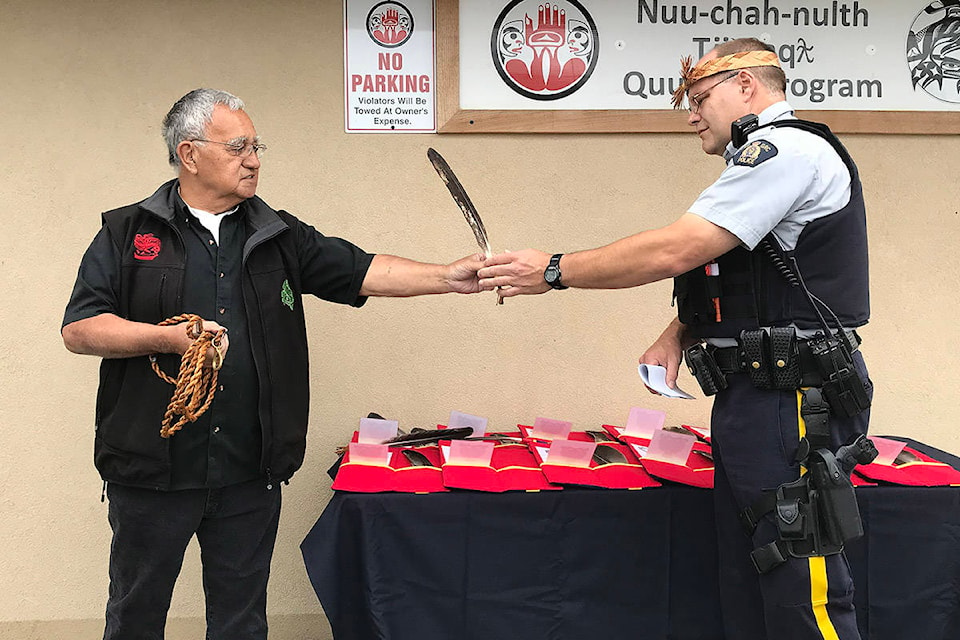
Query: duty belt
707 329 860 387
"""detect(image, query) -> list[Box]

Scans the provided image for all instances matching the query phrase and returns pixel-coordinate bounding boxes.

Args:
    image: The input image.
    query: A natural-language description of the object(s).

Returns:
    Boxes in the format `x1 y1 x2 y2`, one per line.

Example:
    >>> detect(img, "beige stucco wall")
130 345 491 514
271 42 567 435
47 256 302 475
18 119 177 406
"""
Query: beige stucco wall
2 1 958 638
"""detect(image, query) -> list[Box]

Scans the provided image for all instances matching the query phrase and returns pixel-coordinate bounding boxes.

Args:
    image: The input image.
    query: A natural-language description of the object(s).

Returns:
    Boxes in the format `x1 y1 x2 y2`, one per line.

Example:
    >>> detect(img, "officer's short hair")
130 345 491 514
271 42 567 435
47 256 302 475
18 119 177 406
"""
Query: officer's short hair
714 38 787 94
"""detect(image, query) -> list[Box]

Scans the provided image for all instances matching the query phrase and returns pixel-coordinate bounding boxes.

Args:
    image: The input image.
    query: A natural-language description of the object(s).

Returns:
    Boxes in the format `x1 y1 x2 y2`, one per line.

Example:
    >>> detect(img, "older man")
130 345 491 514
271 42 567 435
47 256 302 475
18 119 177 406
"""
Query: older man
62 88 483 640
479 38 871 640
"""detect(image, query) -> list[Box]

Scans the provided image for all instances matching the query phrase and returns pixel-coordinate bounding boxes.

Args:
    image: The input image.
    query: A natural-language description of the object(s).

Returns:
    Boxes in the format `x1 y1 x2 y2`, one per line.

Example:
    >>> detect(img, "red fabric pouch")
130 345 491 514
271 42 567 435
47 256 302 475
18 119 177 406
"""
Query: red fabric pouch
331 432 448 493
522 429 660 489
440 434 559 492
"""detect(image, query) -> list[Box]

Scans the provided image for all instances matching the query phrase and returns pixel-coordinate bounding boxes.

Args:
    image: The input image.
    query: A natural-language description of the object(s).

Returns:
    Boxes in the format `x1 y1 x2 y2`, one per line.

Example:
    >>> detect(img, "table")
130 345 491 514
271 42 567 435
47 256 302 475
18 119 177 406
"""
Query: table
302 440 960 640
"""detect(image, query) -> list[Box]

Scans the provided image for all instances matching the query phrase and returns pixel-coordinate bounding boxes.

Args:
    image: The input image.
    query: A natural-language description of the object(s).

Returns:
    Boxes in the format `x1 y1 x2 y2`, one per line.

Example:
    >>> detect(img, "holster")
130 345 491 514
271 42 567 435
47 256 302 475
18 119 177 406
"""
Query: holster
742 444 870 575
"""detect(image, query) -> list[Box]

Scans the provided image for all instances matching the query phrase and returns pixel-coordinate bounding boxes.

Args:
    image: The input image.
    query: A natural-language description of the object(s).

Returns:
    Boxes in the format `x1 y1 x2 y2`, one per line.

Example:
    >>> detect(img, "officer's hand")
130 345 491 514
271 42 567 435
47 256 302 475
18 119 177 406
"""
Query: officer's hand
477 249 552 298
639 336 684 394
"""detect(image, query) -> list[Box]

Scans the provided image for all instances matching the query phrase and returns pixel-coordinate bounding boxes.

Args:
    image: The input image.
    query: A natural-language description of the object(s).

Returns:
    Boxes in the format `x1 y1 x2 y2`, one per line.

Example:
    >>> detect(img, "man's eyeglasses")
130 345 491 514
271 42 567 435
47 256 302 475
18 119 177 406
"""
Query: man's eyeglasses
686 72 738 114
191 138 267 158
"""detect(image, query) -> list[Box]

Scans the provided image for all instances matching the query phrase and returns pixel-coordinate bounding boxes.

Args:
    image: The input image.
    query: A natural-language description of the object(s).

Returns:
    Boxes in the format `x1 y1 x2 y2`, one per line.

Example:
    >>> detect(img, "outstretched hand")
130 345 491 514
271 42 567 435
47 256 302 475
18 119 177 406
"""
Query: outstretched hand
477 249 553 298
445 252 487 294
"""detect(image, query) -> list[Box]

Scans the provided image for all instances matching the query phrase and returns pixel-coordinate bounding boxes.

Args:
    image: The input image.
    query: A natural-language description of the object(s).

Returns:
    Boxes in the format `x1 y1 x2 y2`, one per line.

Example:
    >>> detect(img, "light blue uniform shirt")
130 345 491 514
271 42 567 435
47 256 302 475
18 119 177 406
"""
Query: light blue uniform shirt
687 102 854 342
688 101 851 252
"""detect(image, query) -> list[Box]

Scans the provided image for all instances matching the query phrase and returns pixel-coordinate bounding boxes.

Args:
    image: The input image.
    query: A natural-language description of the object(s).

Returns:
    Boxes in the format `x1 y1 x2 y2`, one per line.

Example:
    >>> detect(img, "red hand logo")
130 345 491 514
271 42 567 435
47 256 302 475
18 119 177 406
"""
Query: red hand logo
373 9 408 45
525 3 565 49
496 4 596 98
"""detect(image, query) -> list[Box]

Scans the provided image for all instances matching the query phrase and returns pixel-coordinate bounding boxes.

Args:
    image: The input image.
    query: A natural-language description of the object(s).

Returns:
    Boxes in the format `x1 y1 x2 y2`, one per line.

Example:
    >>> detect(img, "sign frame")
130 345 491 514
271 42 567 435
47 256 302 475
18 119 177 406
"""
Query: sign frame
436 0 960 134
344 0 437 133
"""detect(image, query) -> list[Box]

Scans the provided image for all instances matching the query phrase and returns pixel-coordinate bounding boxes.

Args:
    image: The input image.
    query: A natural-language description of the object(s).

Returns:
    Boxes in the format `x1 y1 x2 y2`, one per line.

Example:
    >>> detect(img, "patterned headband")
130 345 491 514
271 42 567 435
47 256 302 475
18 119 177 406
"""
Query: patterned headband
671 50 782 109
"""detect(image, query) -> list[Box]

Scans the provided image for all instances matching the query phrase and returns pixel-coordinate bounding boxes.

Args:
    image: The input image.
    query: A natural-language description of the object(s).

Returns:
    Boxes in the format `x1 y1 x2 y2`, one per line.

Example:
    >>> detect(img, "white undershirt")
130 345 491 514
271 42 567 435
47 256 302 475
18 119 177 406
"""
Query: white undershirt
185 204 238 245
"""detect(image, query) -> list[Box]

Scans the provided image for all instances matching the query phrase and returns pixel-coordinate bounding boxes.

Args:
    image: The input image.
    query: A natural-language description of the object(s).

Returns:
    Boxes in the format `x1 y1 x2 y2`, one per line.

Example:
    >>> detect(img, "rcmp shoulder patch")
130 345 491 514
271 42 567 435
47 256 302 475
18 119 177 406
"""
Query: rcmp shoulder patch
734 140 778 167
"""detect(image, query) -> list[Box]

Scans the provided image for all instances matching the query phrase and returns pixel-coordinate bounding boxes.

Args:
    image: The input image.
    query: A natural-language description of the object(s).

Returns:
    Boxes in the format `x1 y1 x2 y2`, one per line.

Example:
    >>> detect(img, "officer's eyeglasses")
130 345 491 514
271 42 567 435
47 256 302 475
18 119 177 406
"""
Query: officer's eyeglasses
191 138 267 158
686 72 738 114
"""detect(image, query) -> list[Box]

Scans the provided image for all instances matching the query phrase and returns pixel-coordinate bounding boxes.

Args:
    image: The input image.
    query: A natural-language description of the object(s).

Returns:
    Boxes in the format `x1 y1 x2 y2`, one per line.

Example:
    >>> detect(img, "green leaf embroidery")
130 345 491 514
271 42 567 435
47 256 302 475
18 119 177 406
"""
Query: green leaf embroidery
281 279 295 311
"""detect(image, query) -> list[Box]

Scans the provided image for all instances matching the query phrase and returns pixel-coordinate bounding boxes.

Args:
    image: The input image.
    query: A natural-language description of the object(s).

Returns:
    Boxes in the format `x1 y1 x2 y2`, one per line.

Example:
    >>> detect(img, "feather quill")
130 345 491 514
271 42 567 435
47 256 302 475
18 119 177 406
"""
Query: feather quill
382 426 474 447
427 148 503 304
427 148 492 257
592 444 629 466
401 449 438 467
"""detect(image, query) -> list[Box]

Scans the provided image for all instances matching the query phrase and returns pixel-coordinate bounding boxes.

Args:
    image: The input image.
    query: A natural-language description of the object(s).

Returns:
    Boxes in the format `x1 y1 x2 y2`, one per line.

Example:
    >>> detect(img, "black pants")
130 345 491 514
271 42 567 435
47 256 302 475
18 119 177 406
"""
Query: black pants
710 351 871 640
103 479 282 640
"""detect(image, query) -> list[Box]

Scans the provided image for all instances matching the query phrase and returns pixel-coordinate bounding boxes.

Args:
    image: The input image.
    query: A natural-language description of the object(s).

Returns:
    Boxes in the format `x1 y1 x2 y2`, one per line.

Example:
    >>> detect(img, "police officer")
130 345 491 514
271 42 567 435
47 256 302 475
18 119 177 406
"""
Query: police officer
478 38 871 640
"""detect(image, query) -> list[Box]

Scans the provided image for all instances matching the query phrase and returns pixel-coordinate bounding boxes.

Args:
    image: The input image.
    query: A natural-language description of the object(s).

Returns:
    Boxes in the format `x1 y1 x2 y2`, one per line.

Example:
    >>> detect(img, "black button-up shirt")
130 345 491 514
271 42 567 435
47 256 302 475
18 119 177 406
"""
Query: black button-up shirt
63 196 263 489
168 198 261 489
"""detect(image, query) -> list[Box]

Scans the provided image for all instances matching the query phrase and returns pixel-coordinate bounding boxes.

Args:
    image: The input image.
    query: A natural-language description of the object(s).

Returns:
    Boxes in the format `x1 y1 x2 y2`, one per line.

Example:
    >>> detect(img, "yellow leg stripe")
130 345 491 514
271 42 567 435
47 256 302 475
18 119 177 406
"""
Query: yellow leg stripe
797 390 808 475
796 389 807 441
800 390 838 638
809 556 840 640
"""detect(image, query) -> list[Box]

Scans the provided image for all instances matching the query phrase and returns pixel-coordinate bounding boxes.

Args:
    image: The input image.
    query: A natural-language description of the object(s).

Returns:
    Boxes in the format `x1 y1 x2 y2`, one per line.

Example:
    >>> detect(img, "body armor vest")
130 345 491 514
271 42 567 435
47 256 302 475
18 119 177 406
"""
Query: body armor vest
674 119 869 339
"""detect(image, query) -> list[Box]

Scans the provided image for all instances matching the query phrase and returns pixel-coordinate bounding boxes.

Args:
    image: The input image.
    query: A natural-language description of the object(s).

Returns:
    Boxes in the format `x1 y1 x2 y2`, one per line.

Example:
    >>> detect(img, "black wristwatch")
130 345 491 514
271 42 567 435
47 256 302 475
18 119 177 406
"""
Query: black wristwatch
544 253 568 290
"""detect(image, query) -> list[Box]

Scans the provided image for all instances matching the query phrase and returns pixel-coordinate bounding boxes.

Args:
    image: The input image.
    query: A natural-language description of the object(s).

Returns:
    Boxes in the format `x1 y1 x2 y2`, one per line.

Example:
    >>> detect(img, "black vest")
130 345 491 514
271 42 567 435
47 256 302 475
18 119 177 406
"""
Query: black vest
95 182 312 488
674 119 869 339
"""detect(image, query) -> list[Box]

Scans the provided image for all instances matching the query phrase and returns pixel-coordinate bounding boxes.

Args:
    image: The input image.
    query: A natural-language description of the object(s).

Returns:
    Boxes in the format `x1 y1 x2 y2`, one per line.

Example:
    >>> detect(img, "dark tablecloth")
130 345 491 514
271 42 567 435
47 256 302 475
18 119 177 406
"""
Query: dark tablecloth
302 439 960 640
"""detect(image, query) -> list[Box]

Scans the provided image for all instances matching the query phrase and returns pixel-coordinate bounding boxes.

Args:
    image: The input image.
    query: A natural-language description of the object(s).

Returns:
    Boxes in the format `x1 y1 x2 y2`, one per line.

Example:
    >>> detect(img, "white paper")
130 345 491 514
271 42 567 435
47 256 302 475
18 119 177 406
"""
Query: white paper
638 364 695 399
629 442 650 459
683 424 712 440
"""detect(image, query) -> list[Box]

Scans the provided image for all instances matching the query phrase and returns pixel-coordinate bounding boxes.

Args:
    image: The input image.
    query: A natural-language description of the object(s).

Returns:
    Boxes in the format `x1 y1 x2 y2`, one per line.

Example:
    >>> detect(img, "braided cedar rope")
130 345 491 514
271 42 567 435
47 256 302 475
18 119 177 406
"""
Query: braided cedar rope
149 314 226 438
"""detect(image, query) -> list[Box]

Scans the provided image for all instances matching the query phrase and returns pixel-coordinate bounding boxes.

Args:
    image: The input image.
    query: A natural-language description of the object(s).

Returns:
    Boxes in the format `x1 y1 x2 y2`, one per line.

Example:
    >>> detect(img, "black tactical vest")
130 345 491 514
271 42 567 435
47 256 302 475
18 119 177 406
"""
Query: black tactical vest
674 120 869 339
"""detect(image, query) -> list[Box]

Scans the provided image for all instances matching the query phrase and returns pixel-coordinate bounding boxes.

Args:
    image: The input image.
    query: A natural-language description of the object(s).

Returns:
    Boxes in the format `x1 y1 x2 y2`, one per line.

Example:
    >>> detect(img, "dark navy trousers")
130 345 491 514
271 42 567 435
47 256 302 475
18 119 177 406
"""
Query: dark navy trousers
103 479 281 640
710 352 871 640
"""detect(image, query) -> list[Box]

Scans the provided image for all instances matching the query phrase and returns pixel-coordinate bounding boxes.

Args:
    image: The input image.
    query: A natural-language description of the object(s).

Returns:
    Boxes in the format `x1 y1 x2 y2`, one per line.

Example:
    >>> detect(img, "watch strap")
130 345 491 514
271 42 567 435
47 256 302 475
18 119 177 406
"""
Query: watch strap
545 253 568 290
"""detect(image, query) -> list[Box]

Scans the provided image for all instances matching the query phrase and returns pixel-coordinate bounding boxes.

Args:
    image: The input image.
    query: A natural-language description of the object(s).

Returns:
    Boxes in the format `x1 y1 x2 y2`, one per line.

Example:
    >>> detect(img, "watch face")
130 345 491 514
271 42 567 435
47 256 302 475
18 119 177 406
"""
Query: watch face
545 266 559 284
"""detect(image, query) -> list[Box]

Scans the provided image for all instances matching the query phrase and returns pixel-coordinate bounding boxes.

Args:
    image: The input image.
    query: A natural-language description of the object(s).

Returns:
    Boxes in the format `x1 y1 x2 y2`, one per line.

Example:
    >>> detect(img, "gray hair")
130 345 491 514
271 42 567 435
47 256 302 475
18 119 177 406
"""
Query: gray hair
161 88 245 168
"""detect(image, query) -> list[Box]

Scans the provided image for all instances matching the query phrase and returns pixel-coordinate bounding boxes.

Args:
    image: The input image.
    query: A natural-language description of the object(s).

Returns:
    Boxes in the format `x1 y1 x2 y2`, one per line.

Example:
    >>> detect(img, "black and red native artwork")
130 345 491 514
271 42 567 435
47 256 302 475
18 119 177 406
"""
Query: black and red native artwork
367 2 414 48
133 233 161 261
491 1 599 101
907 0 960 103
